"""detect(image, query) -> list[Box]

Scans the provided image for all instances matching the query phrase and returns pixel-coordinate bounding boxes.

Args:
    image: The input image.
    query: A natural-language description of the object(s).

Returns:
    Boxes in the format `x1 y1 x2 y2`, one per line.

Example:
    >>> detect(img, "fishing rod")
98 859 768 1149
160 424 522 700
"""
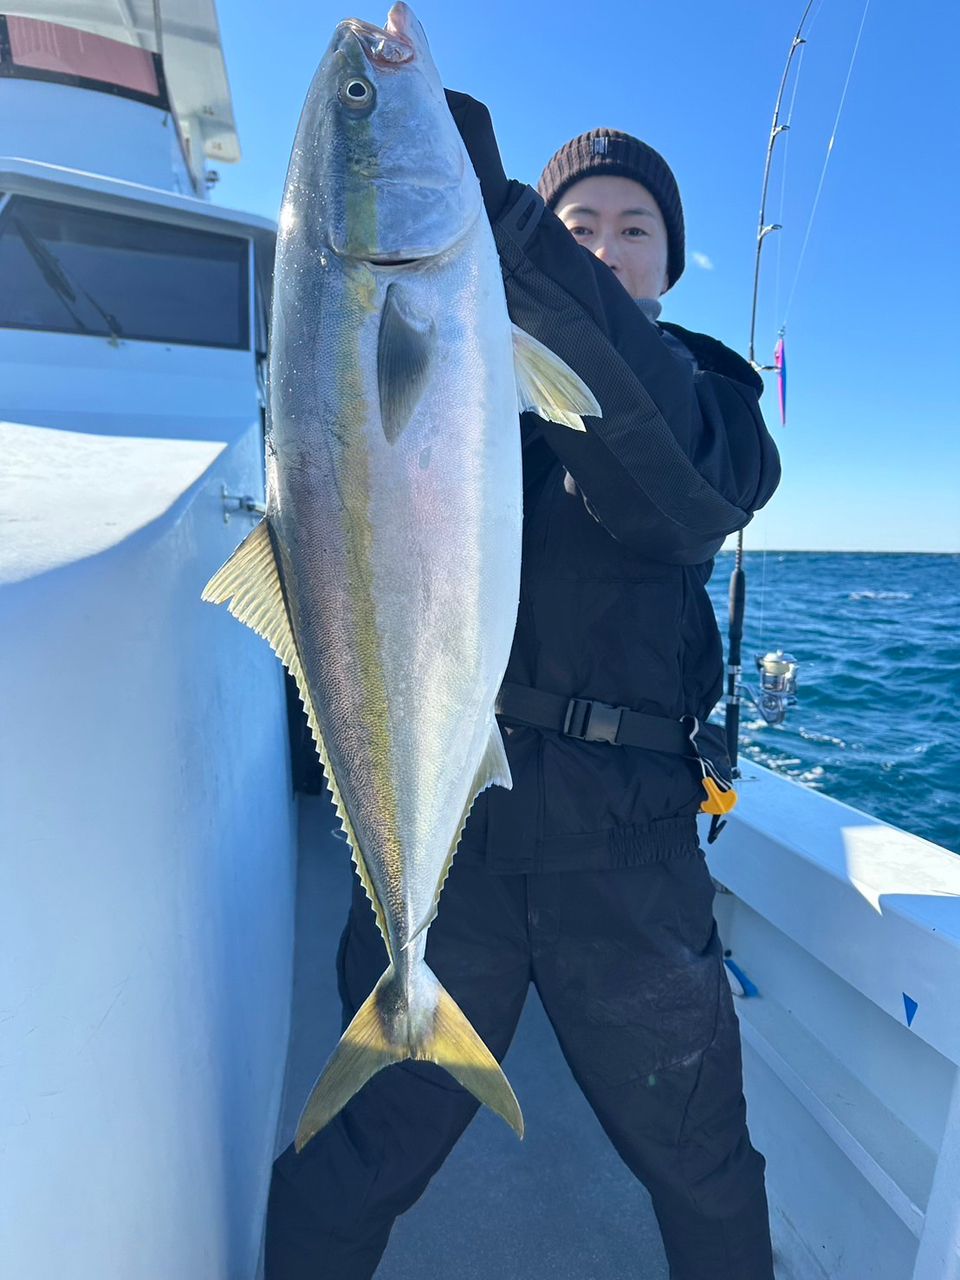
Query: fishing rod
746 0 817 372
719 0 871 818
715 2 816 829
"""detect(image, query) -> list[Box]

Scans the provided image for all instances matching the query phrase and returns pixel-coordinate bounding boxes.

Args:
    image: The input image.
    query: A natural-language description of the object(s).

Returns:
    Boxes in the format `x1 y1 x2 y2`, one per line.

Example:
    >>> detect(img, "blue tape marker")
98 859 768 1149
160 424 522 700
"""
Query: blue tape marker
724 958 759 998
903 993 918 1027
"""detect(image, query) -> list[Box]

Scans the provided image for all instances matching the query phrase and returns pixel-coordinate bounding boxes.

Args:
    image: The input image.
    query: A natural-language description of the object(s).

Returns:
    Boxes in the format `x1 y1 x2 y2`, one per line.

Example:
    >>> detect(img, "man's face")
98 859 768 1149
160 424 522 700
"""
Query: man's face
555 174 670 302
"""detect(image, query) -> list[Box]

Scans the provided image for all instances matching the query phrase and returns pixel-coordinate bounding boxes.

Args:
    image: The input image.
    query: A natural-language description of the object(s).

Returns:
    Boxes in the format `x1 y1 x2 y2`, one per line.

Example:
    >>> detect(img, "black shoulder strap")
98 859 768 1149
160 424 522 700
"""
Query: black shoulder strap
497 184 546 252
659 322 764 397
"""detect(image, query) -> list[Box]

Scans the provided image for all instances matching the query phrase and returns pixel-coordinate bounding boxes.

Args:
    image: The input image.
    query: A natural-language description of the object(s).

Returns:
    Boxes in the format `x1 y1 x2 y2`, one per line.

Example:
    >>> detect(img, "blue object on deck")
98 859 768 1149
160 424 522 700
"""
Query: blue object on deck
903 993 918 1027
724 957 759 998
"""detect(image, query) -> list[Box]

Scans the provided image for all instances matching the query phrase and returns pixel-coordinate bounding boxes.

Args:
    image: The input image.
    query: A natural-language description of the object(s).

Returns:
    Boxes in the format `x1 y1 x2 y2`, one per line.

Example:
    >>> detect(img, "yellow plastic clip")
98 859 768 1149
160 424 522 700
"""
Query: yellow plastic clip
700 776 738 816
683 716 739 817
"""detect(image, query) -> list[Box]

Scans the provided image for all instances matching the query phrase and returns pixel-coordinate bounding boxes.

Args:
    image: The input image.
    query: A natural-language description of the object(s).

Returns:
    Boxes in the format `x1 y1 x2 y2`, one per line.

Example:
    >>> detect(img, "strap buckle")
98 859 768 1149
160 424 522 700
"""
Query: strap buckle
562 697 623 745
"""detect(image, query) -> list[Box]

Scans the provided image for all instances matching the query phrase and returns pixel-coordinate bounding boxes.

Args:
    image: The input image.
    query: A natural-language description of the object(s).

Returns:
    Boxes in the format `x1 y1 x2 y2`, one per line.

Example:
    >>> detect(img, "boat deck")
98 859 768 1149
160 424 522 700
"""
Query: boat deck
265 792 670 1279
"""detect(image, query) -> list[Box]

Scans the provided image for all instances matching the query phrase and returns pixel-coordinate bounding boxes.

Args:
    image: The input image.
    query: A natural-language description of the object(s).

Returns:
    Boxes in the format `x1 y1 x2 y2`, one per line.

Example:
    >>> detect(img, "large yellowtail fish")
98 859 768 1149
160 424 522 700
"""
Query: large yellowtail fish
202 2 600 1151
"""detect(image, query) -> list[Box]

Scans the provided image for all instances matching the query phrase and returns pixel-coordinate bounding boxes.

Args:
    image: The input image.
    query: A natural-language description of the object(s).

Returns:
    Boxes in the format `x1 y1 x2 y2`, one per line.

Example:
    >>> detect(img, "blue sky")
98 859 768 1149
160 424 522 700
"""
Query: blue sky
214 0 959 553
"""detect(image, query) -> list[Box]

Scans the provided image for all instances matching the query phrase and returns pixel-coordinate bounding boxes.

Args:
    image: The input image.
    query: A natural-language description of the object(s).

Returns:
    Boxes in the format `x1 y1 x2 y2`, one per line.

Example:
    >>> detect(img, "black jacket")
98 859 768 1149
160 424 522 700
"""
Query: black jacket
458 184 781 874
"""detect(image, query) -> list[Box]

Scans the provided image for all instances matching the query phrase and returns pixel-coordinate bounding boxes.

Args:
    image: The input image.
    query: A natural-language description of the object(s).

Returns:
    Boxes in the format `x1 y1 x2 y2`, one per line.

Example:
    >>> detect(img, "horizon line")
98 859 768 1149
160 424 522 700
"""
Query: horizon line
717 548 959 555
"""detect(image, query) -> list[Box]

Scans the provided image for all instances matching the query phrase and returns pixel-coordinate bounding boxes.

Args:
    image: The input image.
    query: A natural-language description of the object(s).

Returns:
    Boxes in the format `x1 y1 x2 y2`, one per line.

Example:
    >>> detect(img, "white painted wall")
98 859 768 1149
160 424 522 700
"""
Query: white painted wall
0 416 297 1279
0 331 259 442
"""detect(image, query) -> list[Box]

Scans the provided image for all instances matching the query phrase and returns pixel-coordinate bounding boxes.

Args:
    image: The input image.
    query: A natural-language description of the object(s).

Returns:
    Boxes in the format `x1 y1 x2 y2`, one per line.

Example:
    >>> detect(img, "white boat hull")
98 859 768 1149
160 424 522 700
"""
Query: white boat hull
1 416 298 1280
704 765 960 1279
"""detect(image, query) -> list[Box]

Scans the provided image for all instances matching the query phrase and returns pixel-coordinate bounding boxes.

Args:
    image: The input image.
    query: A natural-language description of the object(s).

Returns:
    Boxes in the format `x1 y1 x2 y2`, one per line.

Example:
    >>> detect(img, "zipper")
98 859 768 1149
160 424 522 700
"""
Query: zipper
675 564 689 717
535 736 545 873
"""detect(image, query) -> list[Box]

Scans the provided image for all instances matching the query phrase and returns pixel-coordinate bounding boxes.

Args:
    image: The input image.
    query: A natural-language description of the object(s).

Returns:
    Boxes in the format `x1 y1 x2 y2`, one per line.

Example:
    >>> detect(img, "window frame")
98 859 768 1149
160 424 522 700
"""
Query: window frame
0 193 252 351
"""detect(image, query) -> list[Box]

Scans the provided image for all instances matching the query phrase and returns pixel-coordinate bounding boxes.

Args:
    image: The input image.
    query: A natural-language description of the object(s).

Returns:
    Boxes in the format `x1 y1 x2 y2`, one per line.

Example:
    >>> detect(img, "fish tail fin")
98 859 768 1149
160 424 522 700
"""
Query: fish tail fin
294 963 524 1153
293 966 400 1153
423 972 524 1140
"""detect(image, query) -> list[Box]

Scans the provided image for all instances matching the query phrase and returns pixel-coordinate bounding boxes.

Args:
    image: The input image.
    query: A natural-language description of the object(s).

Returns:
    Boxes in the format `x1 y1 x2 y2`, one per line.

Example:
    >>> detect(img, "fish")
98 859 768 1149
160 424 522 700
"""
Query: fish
201 1 600 1152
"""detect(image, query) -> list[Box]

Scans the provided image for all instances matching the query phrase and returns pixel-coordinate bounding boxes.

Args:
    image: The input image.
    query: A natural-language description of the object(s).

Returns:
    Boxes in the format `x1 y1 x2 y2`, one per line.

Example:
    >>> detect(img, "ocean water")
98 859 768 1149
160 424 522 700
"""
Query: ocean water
705 551 959 855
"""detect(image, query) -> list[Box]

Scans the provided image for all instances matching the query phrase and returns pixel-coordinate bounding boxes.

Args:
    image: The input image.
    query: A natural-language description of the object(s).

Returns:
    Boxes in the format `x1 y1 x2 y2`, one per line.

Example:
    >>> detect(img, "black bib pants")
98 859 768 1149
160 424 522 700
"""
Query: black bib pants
265 847 774 1279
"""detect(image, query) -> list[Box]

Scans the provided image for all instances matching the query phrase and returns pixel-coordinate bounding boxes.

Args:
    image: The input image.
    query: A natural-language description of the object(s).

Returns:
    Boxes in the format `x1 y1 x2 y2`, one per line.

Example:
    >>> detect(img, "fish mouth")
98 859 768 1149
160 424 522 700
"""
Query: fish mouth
338 16 414 67
365 253 421 266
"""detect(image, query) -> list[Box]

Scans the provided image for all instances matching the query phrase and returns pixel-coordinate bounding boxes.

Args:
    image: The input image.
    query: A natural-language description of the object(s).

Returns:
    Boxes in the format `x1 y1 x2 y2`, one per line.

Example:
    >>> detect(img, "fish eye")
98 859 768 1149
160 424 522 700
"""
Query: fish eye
340 77 375 109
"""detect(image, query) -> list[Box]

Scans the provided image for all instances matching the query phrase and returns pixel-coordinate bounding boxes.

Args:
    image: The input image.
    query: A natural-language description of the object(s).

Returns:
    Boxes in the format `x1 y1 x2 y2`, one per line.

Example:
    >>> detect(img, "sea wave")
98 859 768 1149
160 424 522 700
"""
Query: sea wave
798 727 847 748
709 551 958 854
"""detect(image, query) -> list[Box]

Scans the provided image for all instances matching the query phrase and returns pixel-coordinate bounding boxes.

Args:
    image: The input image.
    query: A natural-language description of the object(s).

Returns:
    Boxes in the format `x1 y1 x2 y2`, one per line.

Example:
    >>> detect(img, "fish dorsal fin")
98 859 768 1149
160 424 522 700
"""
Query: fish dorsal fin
512 324 601 431
403 718 511 951
201 520 392 960
378 281 437 443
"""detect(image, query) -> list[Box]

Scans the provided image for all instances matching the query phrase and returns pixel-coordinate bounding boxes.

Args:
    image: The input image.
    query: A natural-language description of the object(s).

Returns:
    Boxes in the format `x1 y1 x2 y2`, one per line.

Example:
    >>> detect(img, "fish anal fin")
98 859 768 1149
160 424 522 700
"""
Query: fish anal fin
403 719 512 952
472 716 512 795
201 521 392 960
512 324 601 431
294 960 523 1153
378 281 437 443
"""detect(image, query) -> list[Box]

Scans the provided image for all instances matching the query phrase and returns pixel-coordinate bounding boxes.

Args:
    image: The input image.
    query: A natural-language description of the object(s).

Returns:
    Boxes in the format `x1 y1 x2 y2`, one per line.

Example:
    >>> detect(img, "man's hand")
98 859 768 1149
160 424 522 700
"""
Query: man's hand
444 89 511 221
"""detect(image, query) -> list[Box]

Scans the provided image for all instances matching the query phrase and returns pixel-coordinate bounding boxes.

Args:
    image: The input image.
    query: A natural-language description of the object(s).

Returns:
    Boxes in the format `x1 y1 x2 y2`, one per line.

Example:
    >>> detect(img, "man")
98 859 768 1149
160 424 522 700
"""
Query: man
266 95 781 1280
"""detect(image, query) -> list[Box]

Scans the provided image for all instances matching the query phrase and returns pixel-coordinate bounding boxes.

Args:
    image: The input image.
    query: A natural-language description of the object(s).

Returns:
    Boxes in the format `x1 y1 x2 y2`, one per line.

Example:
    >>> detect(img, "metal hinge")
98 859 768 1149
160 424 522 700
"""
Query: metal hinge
221 484 265 524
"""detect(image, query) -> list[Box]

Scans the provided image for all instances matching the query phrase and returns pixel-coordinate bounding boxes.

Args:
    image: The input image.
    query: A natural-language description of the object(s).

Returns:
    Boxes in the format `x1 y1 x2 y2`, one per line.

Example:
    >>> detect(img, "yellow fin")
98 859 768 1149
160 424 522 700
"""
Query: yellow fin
295 965 401 1152
201 520 391 959
294 960 523 1152
512 324 601 431
403 719 512 952
471 716 513 795
429 980 523 1138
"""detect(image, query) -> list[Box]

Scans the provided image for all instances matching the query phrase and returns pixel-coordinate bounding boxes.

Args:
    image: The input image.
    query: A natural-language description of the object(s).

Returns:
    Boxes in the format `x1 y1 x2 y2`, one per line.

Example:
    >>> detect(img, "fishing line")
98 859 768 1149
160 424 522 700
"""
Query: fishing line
803 0 830 41
747 0 816 371
773 39 806 327
782 0 871 324
758 521 768 647
772 0 831 316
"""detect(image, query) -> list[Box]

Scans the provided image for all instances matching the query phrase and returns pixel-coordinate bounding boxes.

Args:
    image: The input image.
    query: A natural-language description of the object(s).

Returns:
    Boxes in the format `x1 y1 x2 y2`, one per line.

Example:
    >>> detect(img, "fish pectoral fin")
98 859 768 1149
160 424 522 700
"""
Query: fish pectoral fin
378 281 437 443
402 719 512 952
512 324 601 431
202 520 393 963
294 962 523 1153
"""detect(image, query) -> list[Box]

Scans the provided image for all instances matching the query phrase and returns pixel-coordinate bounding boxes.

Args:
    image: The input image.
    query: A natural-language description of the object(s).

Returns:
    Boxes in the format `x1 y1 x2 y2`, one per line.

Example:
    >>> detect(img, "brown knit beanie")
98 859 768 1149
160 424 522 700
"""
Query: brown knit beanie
538 129 685 287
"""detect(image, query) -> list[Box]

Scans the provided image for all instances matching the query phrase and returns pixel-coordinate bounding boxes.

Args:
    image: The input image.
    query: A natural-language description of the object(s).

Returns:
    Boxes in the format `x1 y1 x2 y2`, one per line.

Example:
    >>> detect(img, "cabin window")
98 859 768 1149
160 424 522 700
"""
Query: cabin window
0 16 169 109
0 196 250 349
